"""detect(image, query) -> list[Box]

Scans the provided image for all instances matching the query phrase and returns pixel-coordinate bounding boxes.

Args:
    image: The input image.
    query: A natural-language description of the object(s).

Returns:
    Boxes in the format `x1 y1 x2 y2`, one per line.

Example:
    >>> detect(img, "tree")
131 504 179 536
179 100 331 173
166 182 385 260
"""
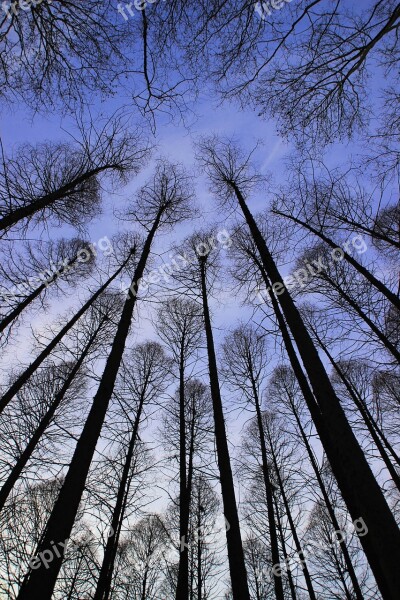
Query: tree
197 136 400 599
0 244 137 415
0 117 149 235
0 237 94 337
174 231 251 600
156 297 204 600
93 341 172 600
0 292 123 513
17 160 195 600
160 378 214 600
268 364 365 599
222 326 288 600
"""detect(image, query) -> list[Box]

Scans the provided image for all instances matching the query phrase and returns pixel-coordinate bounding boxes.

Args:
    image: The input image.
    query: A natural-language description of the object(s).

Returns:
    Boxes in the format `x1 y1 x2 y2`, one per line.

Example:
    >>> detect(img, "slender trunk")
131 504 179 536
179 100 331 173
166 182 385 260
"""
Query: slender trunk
265 425 317 600
0 165 112 232
199 259 250 600
94 388 147 600
141 567 149 600
317 337 400 491
250 373 284 600
324 273 400 363
0 254 79 334
273 493 297 600
0 251 134 415
0 321 102 513
17 215 161 600
176 349 189 600
233 183 400 599
66 552 84 600
273 210 400 309
197 486 202 600
253 250 364 597
288 397 364 600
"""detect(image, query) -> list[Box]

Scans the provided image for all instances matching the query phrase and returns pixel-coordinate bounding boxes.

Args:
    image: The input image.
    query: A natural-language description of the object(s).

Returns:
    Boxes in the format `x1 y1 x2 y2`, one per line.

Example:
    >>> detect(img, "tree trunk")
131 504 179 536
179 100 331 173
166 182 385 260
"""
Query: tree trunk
17 215 161 600
94 387 146 600
176 349 189 600
0 321 103 513
232 182 400 599
273 210 400 309
317 336 400 491
249 372 285 600
199 259 251 600
0 253 79 334
265 423 317 600
288 394 364 600
273 493 297 600
0 165 112 232
0 251 134 415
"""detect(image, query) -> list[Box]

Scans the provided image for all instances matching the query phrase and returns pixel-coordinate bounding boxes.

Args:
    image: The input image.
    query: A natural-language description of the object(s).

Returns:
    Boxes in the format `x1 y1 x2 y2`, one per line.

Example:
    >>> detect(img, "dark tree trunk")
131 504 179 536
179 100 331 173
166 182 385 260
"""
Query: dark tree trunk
232 183 400 599
317 336 400 491
17 215 161 600
0 251 134 415
273 493 297 600
287 393 364 600
0 321 103 513
197 486 202 600
0 165 111 232
265 424 317 600
199 259 251 600
176 350 189 600
93 387 146 600
250 251 363 598
0 253 79 334
249 372 285 600
273 210 400 309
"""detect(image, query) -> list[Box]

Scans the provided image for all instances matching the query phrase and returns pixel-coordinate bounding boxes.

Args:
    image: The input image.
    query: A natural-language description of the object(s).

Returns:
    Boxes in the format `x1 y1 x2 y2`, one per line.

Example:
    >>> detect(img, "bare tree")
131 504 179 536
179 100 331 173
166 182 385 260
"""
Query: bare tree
197 136 400 599
17 160 195 600
93 341 172 600
156 297 204 600
0 244 137 414
0 117 149 236
173 231 251 600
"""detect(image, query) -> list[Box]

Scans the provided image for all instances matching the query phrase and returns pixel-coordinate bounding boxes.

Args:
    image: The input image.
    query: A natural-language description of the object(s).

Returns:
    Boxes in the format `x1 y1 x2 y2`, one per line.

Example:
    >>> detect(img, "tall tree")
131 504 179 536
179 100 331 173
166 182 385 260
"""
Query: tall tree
174 231 251 600
197 137 400 599
17 160 195 600
0 117 149 235
156 297 204 600
94 341 172 600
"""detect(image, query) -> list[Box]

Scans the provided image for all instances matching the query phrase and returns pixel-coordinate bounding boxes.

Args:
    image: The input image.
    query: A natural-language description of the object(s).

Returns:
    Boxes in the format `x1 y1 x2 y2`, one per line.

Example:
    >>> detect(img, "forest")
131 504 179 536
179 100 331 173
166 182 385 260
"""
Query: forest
0 0 399 598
